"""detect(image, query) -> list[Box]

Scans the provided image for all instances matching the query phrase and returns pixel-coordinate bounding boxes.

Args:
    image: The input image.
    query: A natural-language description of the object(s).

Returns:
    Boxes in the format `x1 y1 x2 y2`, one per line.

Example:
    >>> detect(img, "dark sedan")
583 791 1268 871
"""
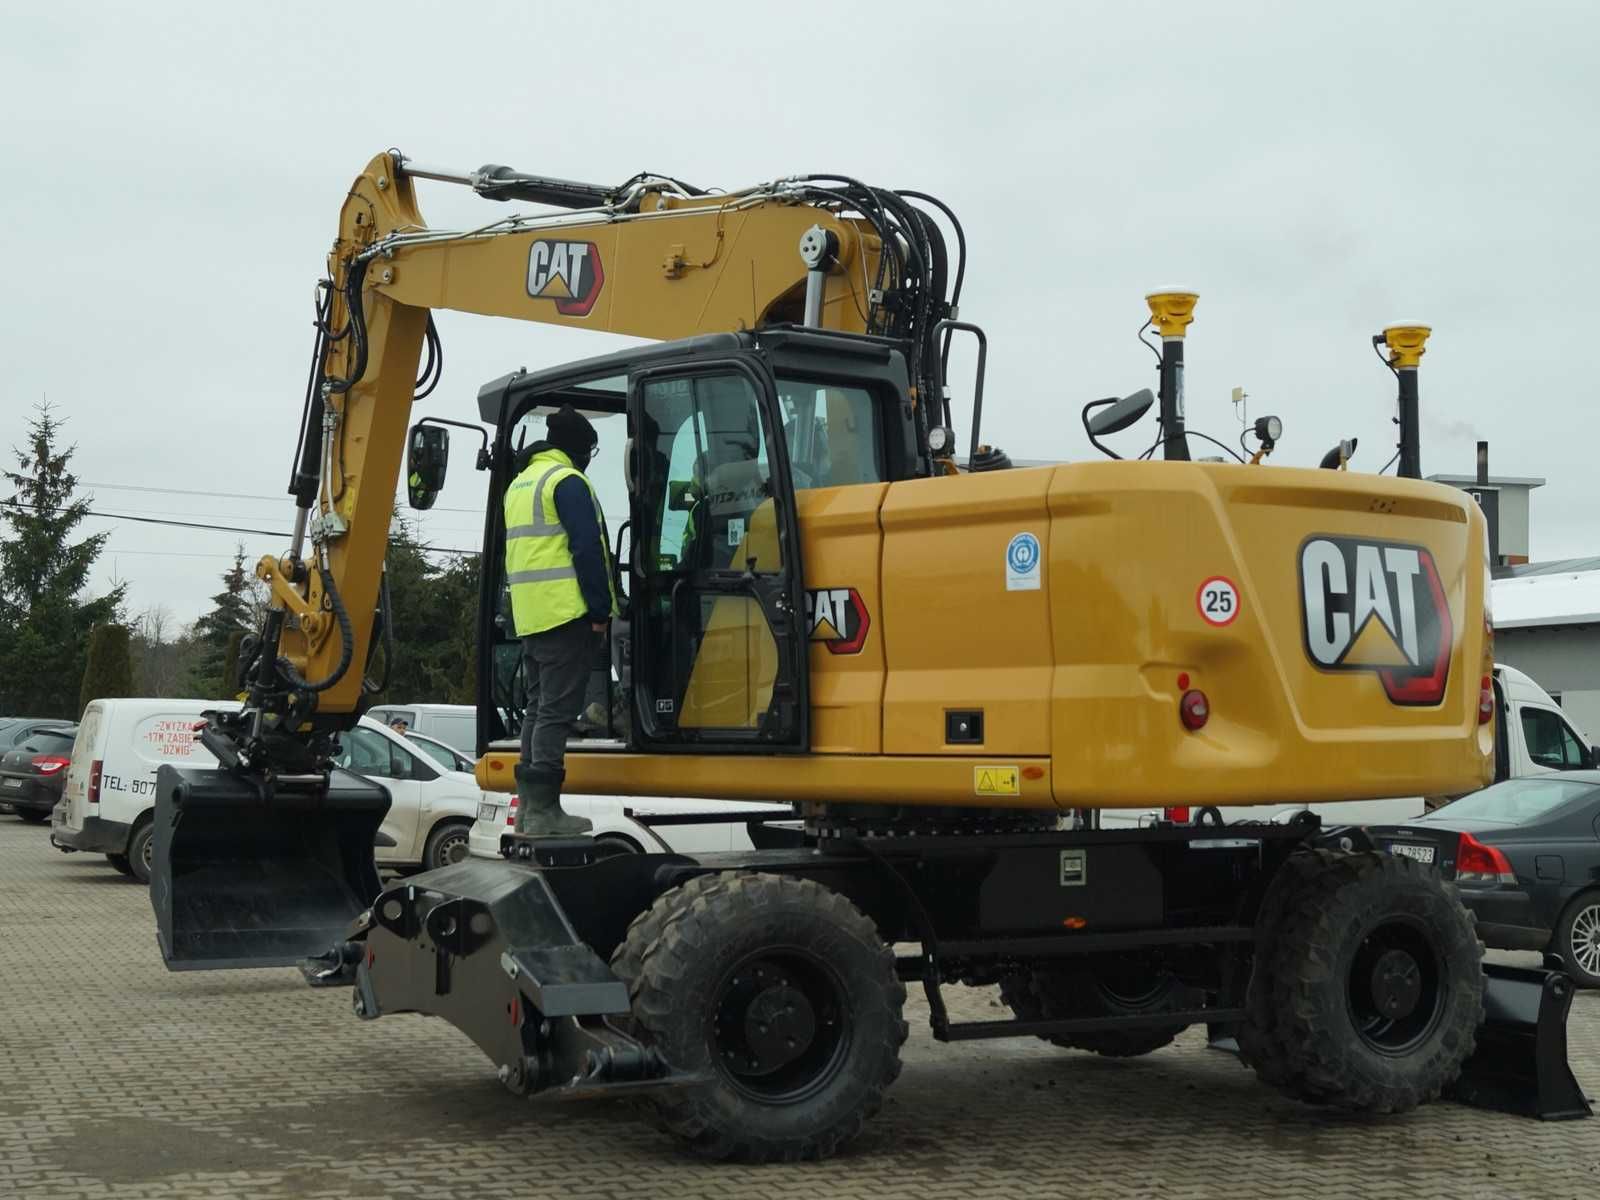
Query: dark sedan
1371 773 1600 988
0 725 78 822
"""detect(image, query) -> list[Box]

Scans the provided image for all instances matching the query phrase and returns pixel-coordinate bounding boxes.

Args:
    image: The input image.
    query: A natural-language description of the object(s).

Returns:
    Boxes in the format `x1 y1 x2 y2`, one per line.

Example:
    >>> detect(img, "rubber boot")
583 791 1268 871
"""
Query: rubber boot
513 765 592 837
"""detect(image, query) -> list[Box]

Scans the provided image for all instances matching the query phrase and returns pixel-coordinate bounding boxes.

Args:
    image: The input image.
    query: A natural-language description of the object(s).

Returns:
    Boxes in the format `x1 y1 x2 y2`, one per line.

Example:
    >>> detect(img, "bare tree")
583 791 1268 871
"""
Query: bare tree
131 604 186 697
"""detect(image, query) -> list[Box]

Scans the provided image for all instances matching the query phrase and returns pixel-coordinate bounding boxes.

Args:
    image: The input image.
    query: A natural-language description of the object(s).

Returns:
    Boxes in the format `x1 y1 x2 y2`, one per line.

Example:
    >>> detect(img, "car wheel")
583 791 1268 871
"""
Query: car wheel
1554 893 1600 988
128 822 155 885
106 853 134 877
422 820 473 871
15 808 49 824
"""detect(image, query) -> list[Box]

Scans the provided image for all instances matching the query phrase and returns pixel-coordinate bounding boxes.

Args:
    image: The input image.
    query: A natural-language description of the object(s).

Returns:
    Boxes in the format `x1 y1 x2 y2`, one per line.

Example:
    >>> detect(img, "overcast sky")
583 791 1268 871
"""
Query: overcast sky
2 1 1595 626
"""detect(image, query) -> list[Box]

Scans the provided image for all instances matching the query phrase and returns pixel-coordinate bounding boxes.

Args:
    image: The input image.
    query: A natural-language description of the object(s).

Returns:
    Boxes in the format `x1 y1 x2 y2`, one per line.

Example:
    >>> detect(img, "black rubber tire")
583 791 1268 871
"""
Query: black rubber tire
1000 956 1190 1057
1236 849 1340 1097
607 888 674 1036
15 808 50 824
1551 891 1600 988
422 820 473 871
616 872 907 1162
1251 851 1483 1112
128 821 155 886
105 853 134 877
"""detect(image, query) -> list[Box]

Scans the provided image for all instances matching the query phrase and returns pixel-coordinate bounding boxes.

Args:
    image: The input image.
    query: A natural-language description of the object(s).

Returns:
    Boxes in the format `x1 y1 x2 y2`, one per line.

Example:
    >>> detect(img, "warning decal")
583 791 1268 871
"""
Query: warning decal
974 765 1021 797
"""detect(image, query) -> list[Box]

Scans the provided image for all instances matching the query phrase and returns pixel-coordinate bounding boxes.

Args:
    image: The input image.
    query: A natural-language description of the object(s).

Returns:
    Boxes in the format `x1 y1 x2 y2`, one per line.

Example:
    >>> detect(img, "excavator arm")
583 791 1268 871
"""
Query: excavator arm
229 151 958 762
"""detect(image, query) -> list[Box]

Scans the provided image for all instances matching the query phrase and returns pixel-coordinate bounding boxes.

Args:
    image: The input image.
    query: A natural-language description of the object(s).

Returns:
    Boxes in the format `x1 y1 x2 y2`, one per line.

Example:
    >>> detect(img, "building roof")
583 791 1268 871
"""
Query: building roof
1492 567 1600 630
1427 473 1546 489
1498 556 1600 579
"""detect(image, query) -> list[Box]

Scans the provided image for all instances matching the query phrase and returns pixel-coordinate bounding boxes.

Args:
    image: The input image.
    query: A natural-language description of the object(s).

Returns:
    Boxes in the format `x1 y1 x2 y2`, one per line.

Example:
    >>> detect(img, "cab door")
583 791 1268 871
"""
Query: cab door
626 361 808 752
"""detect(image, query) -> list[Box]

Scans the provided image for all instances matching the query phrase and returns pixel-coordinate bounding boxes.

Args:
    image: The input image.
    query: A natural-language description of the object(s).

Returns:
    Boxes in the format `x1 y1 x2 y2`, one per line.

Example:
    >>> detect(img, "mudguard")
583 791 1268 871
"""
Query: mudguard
151 764 388 970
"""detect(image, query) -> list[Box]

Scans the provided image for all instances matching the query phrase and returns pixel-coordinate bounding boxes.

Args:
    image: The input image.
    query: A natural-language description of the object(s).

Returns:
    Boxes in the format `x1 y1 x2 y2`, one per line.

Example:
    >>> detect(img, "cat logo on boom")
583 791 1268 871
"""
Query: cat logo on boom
1299 535 1453 705
806 587 870 655
526 239 605 317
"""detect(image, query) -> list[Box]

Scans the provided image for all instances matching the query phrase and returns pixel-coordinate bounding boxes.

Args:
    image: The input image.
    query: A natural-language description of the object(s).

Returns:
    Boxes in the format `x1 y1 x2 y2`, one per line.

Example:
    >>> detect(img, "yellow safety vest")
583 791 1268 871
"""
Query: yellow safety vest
504 449 618 636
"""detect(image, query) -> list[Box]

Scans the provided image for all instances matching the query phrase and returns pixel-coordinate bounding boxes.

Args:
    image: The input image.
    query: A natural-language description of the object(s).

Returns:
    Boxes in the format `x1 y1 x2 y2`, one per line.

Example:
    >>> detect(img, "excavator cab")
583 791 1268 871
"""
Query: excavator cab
475 328 923 757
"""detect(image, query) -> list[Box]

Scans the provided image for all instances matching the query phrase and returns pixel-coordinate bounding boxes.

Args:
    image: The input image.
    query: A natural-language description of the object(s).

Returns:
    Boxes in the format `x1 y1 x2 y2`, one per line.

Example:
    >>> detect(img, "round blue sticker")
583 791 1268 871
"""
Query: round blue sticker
1006 532 1041 590
1007 532 1039 573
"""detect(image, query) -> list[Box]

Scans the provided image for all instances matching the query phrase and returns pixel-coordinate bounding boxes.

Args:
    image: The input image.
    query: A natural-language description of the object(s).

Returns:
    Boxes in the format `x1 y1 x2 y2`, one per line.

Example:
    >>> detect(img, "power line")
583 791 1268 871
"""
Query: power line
80 479 484 515
4 500 479 557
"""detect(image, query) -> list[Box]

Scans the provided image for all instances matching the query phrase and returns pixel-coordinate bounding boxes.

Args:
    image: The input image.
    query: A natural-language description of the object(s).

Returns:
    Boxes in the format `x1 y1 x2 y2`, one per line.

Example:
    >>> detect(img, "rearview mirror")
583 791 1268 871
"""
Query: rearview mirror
667 480 699 511
406 424 450 510
1318 437 1358 471
1087 388 1155 437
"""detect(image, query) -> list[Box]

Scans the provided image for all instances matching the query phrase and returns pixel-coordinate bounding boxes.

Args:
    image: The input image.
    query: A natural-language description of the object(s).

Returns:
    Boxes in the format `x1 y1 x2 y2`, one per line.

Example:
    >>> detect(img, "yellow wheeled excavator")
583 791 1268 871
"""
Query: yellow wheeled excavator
150 150 1589 1162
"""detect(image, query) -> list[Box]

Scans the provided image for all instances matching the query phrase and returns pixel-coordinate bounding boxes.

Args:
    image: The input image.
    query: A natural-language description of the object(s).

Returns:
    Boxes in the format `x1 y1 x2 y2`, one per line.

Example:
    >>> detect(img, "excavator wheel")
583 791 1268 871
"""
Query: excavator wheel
1000 954 1191 1057
1236 848 1342 1098
615 871 907 1162
1245 851 1484 1112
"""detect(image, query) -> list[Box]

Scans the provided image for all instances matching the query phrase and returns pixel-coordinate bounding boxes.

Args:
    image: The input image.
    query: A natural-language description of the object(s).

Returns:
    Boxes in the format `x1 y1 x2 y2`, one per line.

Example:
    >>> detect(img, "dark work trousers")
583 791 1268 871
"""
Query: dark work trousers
520 618 600 775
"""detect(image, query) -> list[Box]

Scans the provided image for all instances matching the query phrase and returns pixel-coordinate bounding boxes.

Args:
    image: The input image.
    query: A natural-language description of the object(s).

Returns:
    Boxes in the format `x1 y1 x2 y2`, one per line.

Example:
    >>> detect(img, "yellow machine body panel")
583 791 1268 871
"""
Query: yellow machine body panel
478 462 1492 811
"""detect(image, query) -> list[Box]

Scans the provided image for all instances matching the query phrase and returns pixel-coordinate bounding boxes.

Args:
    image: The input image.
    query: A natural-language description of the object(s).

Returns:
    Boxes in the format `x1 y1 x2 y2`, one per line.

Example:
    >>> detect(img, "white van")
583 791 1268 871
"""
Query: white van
467 792 791 859
365 703 477 755
1099 663 1594 830
52 699 485 882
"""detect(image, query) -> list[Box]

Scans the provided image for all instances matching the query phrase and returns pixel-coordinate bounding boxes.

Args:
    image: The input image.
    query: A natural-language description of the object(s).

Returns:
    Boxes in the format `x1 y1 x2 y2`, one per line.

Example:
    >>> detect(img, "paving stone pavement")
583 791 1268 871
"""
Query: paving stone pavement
1 818 1596 1199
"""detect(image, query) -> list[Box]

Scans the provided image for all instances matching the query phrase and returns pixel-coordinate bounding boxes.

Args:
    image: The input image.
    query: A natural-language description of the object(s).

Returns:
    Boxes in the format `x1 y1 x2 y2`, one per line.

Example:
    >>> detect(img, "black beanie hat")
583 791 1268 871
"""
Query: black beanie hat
546 404 597 462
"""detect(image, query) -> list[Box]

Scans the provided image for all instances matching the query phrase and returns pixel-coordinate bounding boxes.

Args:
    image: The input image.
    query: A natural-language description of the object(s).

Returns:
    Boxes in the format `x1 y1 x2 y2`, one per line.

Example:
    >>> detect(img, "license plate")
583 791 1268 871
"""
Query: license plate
1389 842 1435 865
2 778 21 790
477 802 498 823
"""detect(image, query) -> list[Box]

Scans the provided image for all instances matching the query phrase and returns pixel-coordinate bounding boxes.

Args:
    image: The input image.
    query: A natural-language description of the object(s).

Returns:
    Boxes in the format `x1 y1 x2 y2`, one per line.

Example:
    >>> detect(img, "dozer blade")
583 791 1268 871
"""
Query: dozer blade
150 763 389 971
1447 963 1593 1120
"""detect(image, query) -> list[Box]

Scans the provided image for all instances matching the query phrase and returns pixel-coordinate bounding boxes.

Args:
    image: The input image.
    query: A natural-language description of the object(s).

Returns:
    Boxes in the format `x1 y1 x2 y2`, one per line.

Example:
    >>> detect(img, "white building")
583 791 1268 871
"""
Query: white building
1492 559 1600 737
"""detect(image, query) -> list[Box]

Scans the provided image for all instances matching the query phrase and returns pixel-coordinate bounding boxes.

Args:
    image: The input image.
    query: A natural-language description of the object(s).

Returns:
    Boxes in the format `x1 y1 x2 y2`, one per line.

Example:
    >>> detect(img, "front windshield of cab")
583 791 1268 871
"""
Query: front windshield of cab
1442 777 1599 823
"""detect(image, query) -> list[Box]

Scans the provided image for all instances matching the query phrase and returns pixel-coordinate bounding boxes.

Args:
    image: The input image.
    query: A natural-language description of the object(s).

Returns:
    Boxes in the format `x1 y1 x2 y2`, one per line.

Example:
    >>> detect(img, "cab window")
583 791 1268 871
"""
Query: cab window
1520 707 1587 769
776 379 883 489
641 373 781 574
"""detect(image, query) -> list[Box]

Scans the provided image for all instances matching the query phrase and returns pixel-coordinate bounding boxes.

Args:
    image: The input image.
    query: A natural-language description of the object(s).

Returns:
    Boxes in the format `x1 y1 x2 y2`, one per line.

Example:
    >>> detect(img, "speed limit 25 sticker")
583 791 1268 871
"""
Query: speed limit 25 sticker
1196 576 1240 626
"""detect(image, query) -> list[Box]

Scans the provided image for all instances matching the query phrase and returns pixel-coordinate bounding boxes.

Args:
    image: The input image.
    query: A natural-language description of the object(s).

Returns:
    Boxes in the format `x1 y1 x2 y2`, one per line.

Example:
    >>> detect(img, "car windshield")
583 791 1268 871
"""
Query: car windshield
1441 777 1600 823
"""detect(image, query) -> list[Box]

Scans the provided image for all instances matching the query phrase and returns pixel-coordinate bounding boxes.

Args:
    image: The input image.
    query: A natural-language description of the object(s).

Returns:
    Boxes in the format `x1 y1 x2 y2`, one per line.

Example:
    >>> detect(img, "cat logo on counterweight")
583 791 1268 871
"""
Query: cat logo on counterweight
1299 535 1453 706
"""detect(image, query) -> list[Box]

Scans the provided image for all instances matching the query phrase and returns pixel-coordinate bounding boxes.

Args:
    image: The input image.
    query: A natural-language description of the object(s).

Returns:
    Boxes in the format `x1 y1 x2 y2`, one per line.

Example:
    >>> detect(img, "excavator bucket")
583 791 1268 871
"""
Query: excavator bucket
150 763 389 970
1447 963 1592 1120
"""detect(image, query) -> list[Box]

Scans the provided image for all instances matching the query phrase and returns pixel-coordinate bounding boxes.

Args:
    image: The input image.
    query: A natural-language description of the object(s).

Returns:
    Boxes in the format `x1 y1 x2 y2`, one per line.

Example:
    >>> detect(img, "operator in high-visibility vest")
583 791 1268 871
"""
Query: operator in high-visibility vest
503 404 618 837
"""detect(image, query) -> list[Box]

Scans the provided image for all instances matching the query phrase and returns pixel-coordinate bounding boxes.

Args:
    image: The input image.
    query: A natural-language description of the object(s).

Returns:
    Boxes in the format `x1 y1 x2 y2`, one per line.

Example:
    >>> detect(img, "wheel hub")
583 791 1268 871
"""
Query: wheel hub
1347 918 1444 1055
1369 948 1422 1020
710 951 849 1101
744 983 816 1069
1572 904 1600 976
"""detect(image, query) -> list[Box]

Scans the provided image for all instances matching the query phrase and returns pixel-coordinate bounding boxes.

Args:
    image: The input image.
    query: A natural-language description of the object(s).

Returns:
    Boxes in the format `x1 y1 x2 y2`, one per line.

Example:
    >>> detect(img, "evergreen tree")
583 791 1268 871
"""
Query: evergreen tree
79 623 135 714
365 520 480 705
189 546 257 698
0 403 123 717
